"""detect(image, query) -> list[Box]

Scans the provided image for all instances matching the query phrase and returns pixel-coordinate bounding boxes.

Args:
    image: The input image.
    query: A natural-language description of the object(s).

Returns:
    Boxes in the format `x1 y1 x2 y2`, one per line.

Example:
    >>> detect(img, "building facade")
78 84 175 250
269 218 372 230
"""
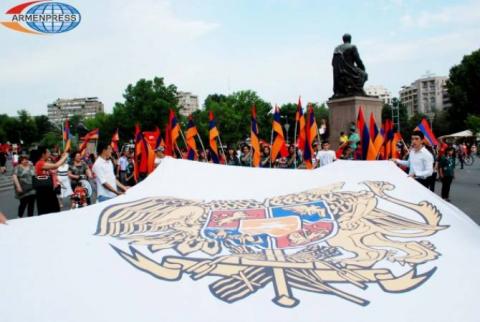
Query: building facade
47 97 104 124
177 91 199 116
365 85 392 105
399 76 449 117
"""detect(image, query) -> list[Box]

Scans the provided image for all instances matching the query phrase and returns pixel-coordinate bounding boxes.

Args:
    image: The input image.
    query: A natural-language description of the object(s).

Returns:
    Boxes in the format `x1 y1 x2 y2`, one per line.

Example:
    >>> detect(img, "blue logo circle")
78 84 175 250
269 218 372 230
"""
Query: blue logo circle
26 2 81 34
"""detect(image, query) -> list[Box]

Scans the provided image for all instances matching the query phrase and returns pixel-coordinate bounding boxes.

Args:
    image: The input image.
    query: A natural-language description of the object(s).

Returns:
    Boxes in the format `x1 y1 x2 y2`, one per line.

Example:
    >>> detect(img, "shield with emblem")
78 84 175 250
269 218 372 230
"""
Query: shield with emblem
202 200 336 250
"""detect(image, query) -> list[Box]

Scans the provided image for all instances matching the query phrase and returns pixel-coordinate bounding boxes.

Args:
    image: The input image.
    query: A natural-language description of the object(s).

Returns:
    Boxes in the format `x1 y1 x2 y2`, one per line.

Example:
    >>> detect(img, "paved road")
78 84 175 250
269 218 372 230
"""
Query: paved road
1 159 479 224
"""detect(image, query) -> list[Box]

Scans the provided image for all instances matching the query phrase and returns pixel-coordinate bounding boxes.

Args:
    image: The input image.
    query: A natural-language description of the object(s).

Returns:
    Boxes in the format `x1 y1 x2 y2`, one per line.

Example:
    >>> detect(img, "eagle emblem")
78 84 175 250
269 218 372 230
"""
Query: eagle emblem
95 181 448 307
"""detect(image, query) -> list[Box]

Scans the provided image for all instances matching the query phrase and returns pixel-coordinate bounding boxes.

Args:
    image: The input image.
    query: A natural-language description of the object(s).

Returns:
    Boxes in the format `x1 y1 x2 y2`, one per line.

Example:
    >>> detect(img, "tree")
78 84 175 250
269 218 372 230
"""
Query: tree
34 115 53 139
466 114 480 134
432 110 451 137
381 104 392 122
201 90 271 145
446 49 480 132
40 132 62 148
112 77 179 135
8 110 38 145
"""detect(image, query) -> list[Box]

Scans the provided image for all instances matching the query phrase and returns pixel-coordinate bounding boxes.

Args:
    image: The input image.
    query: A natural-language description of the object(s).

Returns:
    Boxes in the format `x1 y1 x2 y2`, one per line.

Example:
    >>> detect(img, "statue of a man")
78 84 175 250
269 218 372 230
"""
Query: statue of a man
331 34 368 98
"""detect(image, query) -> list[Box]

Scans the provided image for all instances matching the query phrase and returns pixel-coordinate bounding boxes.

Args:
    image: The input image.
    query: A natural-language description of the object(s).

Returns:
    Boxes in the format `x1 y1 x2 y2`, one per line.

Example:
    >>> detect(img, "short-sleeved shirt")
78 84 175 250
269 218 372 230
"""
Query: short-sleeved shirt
348 133 360 149
13 165 35 198
316 150 336 167
69 162 88 187
439 156 455 177
92 157 117 198
119 156 128 171
35 160 59 188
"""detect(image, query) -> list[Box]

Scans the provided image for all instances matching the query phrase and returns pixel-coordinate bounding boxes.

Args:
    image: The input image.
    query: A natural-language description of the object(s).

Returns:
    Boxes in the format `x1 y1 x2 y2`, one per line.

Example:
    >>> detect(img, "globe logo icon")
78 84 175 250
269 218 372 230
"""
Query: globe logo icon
26 2 81 34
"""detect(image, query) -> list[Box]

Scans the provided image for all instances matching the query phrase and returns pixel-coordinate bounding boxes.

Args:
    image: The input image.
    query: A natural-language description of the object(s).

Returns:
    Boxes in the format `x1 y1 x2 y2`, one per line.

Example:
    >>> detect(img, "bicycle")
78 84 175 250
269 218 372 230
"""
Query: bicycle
464 154 475 166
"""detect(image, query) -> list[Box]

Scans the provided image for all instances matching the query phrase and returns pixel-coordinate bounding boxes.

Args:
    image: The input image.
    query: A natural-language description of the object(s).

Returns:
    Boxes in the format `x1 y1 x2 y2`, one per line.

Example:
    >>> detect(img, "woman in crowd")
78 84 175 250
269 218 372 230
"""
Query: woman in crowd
225 146 240 166
12 154 36 217
198 150 208 162
286 145 301 168
240 145 252 166
260 145 271 168
33 146 68 215
439 147 456 201
57 158 73 208
68 151 93 204
125 156 136 186
0 148 7 174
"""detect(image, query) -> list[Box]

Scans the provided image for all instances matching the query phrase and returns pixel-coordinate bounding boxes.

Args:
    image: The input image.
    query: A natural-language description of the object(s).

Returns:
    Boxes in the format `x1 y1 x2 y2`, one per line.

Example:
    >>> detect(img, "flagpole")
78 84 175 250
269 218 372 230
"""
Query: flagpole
217 136 226 161
269 127 274 168
179 128 188 151
61 119 65 150
175 144 183 159
196 133 207 159
293 117 298 169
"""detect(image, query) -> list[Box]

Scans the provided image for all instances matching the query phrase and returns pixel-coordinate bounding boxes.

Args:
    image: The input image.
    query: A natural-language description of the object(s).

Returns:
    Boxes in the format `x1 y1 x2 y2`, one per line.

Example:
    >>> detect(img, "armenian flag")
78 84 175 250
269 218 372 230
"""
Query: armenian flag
295 97 306 151
209 111 220 164
383 119 395 159
271 106 288 162
110 129 119 153
303 104 317 169
79 128 99 154
169 109 181 154
415 118 438 146
369 113 383 159
63 118 70 142
186 115 199 160
250 105 261 167
356 108 377 160
134 124 155 180
391 131 403 159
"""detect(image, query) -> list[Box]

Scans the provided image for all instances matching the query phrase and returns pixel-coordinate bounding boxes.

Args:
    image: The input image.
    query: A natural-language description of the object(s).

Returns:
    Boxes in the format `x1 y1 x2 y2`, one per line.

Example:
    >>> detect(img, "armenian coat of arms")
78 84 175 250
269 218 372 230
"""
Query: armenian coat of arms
96 181 448 307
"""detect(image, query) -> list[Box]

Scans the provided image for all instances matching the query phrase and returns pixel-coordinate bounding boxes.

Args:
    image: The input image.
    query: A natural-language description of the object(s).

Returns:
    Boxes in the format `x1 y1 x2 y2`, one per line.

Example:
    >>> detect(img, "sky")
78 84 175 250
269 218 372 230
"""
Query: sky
0 0 479 116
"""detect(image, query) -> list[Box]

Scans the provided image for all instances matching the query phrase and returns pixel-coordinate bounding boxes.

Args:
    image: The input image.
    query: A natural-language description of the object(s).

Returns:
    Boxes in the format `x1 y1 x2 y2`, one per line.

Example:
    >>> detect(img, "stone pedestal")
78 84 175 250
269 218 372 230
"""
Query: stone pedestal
327 96 383 149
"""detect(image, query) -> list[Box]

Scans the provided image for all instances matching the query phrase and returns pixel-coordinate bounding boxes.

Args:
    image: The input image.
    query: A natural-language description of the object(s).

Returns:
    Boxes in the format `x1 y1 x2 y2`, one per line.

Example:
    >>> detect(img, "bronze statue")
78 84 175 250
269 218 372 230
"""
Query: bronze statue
331 34 368 98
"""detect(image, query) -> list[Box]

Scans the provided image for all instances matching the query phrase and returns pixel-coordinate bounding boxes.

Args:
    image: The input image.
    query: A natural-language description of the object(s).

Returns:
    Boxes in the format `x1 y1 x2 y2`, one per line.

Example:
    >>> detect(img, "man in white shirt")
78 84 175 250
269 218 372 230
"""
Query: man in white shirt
316 141 337 167
393 131 433 187
93 143 128 203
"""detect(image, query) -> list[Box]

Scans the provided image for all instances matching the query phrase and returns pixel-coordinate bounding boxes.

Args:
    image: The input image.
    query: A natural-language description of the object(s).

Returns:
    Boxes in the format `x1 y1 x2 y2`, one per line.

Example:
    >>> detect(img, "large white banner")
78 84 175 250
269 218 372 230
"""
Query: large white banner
1 158 479 322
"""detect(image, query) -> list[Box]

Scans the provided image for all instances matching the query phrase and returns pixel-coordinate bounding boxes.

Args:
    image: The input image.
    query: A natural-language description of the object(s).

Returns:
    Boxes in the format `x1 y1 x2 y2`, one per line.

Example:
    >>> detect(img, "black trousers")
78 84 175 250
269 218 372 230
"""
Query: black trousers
441 176 453 199
416 178 429 187
428 172 437 192
35 187 60 215
18 194 35 217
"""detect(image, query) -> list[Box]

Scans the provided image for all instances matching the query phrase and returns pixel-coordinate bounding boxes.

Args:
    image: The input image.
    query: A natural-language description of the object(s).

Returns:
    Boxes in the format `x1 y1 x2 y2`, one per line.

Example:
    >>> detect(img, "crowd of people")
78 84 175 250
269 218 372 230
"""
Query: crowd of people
1 142 141 218
0 127 477 221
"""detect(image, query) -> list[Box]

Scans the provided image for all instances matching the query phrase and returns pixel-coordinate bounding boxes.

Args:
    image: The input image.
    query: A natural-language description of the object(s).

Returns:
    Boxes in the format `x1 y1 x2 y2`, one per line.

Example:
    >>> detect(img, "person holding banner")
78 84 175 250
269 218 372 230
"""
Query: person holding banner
92 143 129 203
393 131 433 187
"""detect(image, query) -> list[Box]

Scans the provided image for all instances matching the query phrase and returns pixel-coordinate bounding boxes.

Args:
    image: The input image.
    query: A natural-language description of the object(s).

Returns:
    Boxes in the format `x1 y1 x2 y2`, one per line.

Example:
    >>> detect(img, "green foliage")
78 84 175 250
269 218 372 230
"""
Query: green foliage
382 104 392 122
112 77 179 135
40 132 62 148
432 110 451 137
198 90 271 145
34 115 53 138
466 114 480 134
446 49 480 131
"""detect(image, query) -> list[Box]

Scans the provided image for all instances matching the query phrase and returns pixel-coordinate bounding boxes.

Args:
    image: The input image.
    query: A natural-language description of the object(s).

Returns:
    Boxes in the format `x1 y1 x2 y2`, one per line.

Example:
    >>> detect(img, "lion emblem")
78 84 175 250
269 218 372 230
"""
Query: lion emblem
95 181 448 307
